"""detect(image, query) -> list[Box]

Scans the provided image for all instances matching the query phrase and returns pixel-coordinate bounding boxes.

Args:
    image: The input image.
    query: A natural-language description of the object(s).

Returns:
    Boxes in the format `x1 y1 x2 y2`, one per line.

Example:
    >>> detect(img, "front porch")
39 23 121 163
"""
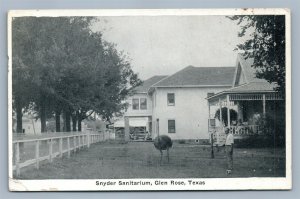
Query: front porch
207 91 283 141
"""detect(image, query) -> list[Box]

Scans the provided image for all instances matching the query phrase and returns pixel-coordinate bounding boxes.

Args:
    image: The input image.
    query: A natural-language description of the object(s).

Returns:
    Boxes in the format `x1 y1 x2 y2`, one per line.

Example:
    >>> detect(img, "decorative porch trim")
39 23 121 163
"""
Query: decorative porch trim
229 93 282 101
207 92 283 102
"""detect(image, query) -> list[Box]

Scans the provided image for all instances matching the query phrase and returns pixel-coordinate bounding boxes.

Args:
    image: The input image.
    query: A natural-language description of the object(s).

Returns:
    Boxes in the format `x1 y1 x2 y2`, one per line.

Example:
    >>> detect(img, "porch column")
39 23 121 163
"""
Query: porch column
156 118 160 137
263 94 266 117
146 118 149 133
237 101 244 122
208 102 211 143
208 103 211 125
124 117 130 142
227 95 231 128
219 98 222 127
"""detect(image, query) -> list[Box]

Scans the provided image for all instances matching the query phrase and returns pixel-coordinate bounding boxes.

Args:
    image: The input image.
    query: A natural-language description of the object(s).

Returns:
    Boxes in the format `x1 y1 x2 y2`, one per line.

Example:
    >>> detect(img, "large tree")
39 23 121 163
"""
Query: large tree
12 17 141 133
228 15 286 97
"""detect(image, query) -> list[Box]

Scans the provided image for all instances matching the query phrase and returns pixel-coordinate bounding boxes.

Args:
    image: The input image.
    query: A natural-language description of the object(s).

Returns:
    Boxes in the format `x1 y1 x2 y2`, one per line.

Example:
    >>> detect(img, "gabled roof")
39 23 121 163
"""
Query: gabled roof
235 54 268 84
152 66 236 87
134 75 167 93
207 55 278 101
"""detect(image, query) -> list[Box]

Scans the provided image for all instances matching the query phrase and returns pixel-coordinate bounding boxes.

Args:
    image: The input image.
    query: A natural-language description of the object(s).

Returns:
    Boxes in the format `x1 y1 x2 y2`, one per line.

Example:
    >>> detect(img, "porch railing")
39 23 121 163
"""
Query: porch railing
230 125 261 135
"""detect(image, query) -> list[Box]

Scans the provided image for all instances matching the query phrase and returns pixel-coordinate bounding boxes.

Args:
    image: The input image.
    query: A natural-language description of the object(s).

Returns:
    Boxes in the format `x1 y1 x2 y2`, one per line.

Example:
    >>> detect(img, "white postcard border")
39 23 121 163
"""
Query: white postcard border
7 8 292 191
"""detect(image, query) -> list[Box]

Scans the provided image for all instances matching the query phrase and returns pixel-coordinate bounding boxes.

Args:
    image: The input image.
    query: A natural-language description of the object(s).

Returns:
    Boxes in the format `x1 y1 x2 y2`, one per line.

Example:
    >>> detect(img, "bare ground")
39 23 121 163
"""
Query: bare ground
16 141 286 179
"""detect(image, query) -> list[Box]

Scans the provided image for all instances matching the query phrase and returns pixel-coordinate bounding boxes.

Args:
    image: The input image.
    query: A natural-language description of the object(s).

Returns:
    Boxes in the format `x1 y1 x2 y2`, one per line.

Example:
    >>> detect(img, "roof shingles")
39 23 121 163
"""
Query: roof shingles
227 82 276 92
153 66 236 87
134 75 167 93
237 54 267 83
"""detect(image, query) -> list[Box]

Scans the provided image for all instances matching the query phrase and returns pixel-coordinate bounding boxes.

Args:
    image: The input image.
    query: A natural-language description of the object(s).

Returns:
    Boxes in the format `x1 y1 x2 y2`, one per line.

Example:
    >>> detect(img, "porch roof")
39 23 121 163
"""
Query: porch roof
114 117 149 128
207 82 281 102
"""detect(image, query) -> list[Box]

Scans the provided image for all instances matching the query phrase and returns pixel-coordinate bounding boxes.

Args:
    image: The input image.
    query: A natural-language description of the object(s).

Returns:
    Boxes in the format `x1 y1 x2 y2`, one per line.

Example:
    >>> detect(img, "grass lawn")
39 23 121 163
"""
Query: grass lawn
16 141 286 179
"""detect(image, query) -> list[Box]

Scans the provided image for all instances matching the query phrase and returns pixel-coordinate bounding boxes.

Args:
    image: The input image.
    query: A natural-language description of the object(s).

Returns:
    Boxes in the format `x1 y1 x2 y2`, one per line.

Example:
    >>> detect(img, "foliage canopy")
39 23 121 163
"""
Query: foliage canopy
228 15 286 97
12 17 141 132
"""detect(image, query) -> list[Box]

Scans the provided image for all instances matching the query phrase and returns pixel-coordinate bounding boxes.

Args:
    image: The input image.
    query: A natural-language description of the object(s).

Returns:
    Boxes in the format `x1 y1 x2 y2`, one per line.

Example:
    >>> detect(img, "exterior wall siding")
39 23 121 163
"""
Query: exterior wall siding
151 87 230 140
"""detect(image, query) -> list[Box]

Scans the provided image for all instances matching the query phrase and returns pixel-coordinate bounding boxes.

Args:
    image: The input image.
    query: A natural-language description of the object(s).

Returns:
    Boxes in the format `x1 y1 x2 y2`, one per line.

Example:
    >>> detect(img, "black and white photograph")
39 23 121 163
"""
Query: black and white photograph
8 9 291 191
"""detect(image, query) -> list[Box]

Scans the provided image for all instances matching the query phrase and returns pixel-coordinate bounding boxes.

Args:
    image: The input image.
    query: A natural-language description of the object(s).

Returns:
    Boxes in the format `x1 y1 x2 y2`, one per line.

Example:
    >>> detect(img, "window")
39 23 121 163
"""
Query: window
140 98 147 110
167 93 175 106
168 120 176 133
132 98 139 110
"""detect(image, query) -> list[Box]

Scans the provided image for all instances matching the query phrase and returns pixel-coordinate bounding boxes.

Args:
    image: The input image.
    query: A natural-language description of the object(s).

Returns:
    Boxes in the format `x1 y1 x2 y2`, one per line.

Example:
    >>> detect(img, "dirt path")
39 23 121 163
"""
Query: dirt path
17 142 286 179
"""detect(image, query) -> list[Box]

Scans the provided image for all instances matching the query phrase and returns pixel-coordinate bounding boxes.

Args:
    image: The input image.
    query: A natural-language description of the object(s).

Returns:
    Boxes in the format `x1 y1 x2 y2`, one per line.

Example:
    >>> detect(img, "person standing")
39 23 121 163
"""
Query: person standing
225 127 234 174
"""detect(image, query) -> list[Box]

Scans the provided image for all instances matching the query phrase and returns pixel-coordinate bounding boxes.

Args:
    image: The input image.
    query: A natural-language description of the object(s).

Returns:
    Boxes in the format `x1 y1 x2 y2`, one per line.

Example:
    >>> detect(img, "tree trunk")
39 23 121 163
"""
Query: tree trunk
65 110 71 132
55 110 61 132
40 96 47 133
72 113 77 132
15 98 23 134
15 97 24 149
77 111 82 132
78 119 82 132
62 112 66 131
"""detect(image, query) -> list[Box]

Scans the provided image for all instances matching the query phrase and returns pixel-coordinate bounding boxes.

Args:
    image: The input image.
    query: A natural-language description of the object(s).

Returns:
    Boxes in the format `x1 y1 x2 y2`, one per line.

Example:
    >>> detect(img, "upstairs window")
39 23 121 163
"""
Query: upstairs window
167 93 175 106
168 120 176 133
140 98 147 110
132 98 139 110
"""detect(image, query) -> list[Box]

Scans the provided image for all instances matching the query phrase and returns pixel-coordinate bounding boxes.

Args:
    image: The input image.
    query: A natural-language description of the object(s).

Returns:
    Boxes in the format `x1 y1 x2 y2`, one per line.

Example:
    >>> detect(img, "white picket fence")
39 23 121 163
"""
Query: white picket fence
12 132 103 176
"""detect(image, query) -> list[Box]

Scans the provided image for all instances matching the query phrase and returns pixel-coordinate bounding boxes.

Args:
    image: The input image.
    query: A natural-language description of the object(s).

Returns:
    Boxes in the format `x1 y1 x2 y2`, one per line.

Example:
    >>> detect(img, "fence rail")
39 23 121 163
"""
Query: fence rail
12 132 103 177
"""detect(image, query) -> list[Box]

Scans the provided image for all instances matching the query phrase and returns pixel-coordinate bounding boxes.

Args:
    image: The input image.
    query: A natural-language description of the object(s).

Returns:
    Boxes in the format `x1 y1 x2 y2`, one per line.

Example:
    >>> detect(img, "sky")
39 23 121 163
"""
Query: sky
91 16 248 80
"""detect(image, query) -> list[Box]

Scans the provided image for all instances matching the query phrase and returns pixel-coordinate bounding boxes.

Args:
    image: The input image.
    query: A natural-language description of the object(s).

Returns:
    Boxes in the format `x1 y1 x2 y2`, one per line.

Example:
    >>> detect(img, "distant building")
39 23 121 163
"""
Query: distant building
13 114 41 135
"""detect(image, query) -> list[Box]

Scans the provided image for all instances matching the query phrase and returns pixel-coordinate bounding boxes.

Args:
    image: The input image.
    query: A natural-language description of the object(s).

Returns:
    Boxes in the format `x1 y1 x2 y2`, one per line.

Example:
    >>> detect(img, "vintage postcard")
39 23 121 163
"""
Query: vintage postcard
8 9 291 191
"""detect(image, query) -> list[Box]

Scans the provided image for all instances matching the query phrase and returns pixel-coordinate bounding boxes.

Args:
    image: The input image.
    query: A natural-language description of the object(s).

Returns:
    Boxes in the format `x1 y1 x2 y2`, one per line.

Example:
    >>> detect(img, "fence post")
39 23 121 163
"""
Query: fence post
35 140 40 169
59 138 63 158
87 133 90 148
81 135 84 148
78 136 80 150
83 135 85 148
79 135 81 150
73 136 76 152
15 142 20 177
86 135 88 147
82 135 84 148
67 137 70 158
49 139 53 162
211 133 214 159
